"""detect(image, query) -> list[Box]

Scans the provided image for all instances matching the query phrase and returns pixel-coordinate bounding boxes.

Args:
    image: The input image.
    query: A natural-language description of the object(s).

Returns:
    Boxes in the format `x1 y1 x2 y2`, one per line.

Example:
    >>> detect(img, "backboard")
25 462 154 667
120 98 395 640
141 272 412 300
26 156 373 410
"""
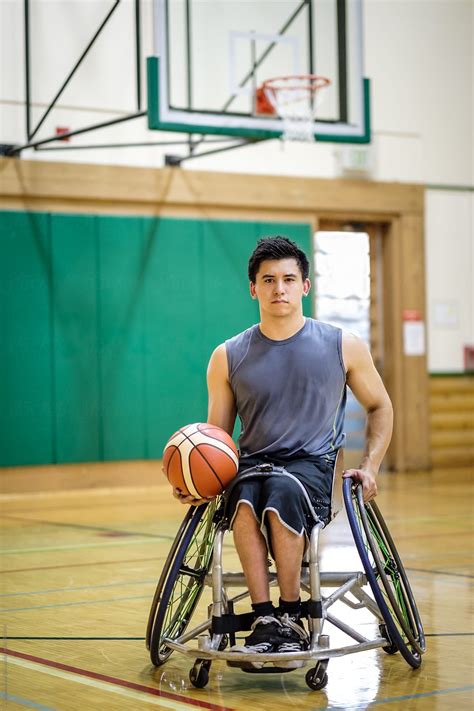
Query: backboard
147 0 370 143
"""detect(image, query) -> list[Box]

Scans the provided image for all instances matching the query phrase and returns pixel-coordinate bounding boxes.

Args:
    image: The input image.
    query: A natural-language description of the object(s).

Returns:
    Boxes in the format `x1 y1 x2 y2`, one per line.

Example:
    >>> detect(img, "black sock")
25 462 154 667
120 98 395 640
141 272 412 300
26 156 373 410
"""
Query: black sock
251 601 275 618
279 597 301 619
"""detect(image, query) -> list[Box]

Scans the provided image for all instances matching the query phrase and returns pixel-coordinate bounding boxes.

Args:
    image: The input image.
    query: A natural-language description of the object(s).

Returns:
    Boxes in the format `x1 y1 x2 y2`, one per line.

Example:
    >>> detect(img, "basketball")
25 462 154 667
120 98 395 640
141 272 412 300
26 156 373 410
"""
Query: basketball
163 423 239 498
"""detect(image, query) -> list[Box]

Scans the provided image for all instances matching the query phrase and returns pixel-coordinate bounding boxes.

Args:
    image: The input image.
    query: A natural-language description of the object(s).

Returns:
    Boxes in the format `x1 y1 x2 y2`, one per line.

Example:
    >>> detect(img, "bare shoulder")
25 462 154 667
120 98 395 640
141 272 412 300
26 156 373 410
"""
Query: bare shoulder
341 331 374 372
207 342 230 379
209 342 228 364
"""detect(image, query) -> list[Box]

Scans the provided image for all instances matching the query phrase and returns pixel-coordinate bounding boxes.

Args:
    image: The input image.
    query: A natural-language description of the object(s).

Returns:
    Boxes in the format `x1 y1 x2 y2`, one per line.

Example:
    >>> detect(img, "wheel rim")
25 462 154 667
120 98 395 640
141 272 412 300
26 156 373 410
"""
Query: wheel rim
156 501 218 661
353 485 424 657
146 507 194 650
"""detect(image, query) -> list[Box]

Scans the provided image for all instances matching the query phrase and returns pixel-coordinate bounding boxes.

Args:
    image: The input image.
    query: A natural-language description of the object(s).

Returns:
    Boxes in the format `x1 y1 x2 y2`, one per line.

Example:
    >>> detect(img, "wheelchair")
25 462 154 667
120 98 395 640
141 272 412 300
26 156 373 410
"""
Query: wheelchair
146 454 426 691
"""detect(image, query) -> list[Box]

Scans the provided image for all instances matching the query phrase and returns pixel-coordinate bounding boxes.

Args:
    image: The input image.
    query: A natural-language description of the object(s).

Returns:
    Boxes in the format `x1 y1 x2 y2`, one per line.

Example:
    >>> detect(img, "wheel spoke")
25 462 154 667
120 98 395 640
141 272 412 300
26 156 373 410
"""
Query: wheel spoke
149 500 220 665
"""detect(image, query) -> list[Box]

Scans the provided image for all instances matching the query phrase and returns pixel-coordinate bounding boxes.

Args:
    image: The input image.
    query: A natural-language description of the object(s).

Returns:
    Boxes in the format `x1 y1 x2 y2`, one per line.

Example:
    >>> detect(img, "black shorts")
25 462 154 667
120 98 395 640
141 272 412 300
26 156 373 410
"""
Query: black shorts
225 455 335 549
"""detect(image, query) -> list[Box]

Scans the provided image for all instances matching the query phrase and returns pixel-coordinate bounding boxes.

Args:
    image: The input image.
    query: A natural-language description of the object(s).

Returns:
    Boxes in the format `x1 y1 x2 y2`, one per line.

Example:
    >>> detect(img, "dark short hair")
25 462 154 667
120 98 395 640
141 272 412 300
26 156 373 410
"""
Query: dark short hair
248 236 310 283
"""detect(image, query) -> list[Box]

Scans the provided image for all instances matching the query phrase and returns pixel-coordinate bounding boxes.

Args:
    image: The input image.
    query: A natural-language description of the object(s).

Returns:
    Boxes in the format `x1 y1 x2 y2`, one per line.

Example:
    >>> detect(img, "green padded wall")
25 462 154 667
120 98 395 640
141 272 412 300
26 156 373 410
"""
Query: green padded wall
0 211 312 466
0 211 54 465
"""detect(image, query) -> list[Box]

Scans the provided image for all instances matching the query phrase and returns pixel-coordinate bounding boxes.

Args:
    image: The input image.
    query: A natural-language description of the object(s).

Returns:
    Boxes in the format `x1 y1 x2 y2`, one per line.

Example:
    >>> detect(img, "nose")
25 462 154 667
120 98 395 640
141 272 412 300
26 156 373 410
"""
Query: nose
274 281 285 295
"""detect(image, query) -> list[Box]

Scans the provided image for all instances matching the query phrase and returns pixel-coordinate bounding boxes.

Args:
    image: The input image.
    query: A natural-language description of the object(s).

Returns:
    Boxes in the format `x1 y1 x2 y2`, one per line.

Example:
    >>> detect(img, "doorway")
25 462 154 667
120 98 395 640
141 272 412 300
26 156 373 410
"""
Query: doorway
314 221 385 469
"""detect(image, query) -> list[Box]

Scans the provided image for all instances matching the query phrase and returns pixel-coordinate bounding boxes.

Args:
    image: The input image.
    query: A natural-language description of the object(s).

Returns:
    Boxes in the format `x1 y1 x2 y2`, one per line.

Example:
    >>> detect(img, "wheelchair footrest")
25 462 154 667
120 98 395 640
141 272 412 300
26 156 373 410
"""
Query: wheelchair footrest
242 665 297 674
227 660 296 674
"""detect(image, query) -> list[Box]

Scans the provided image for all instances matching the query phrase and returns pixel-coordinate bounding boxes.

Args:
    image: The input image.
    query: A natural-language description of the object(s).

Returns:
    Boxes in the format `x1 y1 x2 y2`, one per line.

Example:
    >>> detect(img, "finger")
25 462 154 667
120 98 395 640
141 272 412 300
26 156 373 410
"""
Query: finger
345 469 366 482
186 496 208 505
342 469 357 478
364 485 377 502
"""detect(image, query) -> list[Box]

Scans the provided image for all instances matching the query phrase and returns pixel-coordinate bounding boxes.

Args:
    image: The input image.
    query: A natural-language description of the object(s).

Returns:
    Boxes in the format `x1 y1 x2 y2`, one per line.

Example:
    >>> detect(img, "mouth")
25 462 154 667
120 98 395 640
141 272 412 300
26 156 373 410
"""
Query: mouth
272 300 288 303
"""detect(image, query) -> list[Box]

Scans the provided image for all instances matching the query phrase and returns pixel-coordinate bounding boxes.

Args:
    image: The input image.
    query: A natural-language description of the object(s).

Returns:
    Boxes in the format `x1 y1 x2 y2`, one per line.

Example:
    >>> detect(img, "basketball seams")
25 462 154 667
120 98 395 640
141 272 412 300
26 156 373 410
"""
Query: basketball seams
165 445 186 493
178 426 207 497
166 423 201 448
178 438 200 498
184 432 239 466
193 444 228 490
197 424 239 452
163 444 179 482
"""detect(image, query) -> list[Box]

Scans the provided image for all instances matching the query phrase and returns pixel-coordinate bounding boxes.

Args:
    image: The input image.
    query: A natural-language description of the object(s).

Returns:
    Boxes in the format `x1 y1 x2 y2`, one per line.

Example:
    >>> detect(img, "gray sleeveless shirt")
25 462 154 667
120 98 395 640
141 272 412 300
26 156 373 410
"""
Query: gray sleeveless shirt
225 318 346 460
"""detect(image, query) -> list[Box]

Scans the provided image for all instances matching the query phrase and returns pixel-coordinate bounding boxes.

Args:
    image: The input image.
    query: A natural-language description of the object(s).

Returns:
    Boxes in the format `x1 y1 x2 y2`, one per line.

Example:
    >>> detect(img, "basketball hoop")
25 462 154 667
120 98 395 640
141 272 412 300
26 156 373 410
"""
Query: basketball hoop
260 75 331 142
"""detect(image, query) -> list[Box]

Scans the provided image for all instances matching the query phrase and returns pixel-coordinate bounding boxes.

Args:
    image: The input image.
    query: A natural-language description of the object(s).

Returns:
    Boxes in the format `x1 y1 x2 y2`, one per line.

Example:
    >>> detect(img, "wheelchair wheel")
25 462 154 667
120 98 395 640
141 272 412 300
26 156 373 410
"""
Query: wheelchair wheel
343 478 425 669
147 500 219 666
146 506 195 650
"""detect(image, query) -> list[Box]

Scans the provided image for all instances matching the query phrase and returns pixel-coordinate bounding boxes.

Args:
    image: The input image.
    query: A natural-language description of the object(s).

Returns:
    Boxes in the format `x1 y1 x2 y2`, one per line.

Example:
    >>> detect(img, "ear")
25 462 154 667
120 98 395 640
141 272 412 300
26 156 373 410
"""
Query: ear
249 281 257 299
303 278 311 296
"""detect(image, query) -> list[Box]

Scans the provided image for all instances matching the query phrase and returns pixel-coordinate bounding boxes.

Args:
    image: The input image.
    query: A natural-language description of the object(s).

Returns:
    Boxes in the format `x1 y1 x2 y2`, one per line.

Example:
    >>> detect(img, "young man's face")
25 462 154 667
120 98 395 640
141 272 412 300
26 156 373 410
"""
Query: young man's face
249 258 311 316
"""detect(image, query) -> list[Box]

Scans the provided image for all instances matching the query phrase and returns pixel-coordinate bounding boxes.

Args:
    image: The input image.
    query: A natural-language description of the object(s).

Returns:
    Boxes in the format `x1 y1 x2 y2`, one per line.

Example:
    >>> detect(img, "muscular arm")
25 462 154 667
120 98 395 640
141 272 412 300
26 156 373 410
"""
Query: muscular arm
342 333 393 501
206 344 237 435
173 344 237 506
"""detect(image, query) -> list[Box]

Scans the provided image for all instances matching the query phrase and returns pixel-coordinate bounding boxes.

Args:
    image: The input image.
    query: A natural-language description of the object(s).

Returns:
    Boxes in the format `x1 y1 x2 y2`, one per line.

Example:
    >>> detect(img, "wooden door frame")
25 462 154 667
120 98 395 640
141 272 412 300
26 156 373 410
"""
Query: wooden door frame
315 216 429 471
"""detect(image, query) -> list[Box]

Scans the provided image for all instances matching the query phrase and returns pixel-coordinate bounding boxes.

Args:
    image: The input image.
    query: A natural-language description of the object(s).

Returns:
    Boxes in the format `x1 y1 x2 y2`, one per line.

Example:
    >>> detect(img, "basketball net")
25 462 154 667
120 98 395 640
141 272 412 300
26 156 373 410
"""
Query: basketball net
261 75 331 142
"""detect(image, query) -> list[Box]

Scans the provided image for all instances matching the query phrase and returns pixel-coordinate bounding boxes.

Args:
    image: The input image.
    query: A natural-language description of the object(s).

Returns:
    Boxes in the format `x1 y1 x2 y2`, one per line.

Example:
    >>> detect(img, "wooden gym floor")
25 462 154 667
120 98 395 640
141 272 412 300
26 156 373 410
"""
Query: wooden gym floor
1 465 473 710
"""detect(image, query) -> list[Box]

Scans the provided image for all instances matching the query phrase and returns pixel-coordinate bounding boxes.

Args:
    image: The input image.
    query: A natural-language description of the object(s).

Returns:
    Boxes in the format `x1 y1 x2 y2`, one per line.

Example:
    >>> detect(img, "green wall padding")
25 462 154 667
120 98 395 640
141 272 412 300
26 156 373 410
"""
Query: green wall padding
0 210 312 466
52 214 101 462
0 211 54 465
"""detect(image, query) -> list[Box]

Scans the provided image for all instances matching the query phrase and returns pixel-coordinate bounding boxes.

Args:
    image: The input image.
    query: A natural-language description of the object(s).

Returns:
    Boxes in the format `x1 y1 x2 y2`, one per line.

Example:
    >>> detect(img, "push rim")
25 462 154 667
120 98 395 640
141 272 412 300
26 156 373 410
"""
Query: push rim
356 487 426 654
146 505 194 650
343 478 425 668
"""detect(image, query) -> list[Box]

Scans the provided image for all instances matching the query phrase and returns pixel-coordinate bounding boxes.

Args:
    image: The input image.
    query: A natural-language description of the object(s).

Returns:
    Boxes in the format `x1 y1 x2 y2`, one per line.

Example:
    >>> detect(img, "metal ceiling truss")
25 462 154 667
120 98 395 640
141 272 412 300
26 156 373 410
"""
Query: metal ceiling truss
1 0 331 165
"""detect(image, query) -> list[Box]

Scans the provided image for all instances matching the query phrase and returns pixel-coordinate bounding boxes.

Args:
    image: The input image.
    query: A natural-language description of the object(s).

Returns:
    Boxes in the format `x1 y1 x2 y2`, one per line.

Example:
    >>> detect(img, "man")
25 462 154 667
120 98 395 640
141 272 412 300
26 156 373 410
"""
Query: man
174 235 393 664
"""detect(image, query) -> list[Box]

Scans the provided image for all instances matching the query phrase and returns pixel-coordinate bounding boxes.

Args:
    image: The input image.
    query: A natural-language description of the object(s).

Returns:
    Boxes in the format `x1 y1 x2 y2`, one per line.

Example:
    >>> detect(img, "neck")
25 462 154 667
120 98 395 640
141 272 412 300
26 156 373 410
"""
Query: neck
259 313 306 341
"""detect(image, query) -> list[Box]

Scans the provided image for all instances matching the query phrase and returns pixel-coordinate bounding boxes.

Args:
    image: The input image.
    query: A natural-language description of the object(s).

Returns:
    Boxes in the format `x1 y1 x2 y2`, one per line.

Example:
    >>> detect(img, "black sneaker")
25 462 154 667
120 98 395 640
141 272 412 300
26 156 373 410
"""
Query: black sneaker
275 613 309 668
230 615 283 668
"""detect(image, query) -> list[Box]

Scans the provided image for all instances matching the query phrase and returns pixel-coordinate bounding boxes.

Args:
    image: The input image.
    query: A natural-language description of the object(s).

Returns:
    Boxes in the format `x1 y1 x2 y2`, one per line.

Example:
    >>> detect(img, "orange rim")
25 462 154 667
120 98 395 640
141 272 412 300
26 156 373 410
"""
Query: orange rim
261 74 331 94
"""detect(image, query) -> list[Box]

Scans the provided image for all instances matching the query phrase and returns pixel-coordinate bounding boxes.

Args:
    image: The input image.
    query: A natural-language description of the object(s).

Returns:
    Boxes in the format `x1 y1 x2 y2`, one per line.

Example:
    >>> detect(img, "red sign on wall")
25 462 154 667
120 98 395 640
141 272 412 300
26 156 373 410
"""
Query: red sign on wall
403 309 422 321
464 345 474 371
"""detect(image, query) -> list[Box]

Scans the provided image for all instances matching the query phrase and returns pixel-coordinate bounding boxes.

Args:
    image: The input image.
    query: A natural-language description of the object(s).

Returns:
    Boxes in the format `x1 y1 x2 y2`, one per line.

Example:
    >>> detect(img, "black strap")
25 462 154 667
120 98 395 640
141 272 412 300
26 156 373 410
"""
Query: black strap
303 599 323 619
211 611 255 635
211 598 324 635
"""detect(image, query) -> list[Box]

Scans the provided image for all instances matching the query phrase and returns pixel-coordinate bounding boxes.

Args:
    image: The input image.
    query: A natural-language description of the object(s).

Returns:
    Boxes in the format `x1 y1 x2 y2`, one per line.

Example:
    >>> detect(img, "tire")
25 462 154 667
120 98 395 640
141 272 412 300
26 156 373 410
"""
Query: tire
305 663 329 690
343 479 425 669
148 501 218 666
146 506 195 650
189 661 211 688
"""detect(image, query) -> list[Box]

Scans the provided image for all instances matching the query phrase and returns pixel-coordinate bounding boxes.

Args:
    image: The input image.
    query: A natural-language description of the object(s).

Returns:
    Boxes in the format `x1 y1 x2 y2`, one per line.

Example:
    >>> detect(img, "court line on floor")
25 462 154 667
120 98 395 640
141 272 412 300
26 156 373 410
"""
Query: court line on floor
425 632 474 637
0 578 157 598
0 556 163 575
403 572 471 588
2 513 173 540
1 648 234 711
390 530 472 541
5 631 474 641
1 593 151 613
3 495 164 514
365 684 474 706
0 691 56 711
406 566 474 579
1 538 163 555
2 512 235 550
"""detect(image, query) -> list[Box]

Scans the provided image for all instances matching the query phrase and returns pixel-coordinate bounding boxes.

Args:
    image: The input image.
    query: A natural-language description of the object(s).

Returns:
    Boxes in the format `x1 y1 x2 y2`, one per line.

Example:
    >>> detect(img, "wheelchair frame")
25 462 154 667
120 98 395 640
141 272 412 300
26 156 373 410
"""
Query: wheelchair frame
147 469 425 691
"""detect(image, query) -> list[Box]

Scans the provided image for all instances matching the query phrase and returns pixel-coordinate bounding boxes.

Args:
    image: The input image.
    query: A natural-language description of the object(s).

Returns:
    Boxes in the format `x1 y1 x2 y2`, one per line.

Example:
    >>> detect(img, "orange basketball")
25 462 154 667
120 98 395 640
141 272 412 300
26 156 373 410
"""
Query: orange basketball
163 423 239 498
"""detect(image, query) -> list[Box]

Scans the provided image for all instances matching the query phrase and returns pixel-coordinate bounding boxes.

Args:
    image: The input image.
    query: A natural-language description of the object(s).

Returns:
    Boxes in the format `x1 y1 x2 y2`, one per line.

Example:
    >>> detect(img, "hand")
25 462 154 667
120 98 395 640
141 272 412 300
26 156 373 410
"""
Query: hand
342 467 378 502
172 487 214 507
